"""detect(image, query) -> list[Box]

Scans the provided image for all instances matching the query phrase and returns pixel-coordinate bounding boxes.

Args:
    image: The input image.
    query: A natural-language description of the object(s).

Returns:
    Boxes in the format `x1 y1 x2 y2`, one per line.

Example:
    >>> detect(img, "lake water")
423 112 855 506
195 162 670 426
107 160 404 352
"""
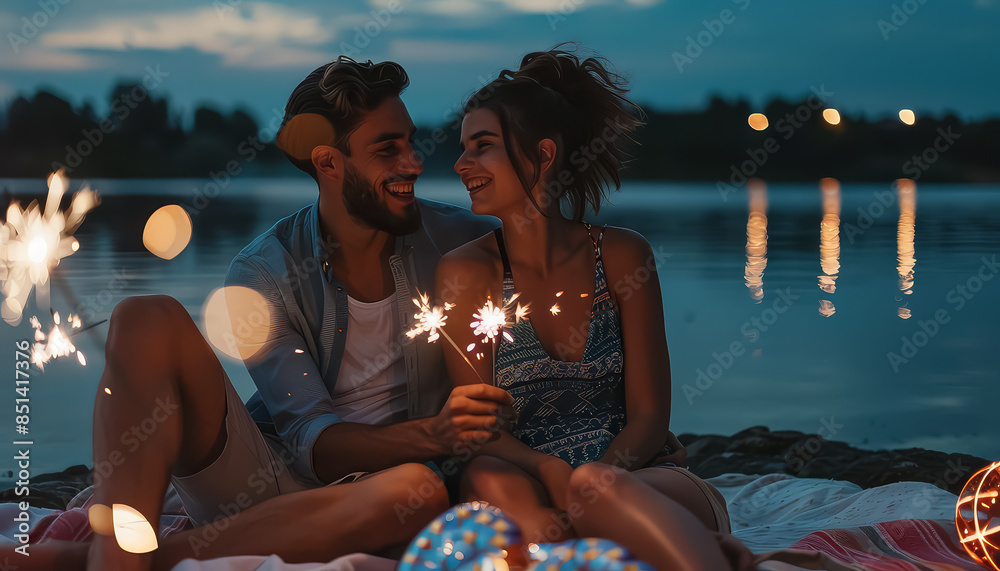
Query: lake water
1 177 998 476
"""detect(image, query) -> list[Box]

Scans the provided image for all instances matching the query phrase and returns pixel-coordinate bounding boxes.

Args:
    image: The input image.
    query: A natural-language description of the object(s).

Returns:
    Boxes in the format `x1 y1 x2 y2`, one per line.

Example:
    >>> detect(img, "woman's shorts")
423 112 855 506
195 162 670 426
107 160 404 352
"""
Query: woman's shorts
650 464 731 534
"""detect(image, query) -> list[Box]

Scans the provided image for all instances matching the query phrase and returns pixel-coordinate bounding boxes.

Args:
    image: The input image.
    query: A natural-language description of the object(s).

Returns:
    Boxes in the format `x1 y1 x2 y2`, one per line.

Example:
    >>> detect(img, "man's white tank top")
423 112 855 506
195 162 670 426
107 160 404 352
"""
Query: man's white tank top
331 293 407 424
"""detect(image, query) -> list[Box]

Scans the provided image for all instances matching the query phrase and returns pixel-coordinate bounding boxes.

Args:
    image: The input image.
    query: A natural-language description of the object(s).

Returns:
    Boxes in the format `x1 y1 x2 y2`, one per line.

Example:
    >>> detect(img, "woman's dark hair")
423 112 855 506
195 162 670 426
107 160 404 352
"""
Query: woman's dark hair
463 44 644 220
280 56 409 178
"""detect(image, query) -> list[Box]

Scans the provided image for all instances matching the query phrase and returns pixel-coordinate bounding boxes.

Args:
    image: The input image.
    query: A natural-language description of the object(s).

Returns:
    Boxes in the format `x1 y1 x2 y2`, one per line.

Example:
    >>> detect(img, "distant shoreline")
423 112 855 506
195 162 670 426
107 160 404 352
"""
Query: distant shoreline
4 89 999 183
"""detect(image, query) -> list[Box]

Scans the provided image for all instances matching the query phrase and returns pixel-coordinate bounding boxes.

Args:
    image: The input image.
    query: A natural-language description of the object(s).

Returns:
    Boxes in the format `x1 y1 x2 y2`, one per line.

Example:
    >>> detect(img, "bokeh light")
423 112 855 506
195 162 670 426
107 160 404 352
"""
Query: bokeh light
202 286 271 361
88 504 114 536
112 504 158 553
823 108 841 125
143 205 193 260
899 109 916 125
748 113 769 131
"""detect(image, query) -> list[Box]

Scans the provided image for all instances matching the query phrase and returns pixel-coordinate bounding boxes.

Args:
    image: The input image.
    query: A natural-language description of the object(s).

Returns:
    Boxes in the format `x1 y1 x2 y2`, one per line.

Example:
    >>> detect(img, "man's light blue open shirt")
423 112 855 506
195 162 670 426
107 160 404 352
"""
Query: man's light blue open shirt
226 198 497 484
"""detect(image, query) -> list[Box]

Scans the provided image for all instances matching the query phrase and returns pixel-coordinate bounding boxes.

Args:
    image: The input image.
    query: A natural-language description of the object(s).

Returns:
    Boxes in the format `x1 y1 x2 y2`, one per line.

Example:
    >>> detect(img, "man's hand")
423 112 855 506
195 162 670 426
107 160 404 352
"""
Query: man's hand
426 384 514 455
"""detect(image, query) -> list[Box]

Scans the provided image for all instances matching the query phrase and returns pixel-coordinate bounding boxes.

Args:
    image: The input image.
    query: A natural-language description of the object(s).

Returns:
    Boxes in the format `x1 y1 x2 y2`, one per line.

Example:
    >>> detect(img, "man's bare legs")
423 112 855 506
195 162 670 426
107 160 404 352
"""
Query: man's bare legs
11 463 448 570
84 296 451 570
88 295 229 571
150 463 446 570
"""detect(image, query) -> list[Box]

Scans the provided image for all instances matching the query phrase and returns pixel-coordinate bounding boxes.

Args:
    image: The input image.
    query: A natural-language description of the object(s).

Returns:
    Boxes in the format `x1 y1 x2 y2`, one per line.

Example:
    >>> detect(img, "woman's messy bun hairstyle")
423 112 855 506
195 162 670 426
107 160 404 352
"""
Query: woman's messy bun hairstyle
463 43 644 220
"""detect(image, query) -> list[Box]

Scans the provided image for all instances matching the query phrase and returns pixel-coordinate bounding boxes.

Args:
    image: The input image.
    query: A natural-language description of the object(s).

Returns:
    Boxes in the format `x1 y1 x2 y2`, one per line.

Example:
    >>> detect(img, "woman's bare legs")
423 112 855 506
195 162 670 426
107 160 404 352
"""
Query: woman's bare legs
88 295 230 571
630 467 727 532
566 463 737 571
460 456 575 544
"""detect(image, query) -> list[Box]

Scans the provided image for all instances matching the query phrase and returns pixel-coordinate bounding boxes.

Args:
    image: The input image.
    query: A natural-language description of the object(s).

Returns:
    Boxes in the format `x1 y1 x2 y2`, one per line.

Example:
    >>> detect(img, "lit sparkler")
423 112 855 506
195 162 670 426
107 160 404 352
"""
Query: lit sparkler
406 292 451 343
471 294 530 344
0 170 99 325
472 298 507 342
406 291 485 383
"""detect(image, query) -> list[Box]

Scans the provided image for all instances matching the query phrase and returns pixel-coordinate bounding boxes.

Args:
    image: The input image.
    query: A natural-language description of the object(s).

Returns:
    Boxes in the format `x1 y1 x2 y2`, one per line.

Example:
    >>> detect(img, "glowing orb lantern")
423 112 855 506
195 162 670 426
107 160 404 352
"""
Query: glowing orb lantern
956 461 1000 570
399 502 521 571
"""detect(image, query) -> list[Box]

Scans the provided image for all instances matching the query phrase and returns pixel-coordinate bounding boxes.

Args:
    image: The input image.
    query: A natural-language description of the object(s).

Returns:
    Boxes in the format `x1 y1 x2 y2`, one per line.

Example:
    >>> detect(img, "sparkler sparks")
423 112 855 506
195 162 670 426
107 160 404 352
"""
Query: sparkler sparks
28 311 86 371
406 292 449 343
470 294 531 344
549 304 561 316
406 290 485 383
0 170 99 326
514 302 530 324
471 298 507 343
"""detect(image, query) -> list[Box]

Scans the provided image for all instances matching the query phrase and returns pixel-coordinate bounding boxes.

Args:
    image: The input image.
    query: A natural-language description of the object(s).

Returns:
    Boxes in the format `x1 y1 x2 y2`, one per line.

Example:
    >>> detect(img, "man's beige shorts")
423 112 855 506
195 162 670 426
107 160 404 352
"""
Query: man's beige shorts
169 372 361 526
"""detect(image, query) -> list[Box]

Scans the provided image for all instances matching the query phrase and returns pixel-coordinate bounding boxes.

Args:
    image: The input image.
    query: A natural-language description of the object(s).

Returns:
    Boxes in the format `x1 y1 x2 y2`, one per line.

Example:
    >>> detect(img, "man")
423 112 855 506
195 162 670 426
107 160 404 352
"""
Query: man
82 57 509 571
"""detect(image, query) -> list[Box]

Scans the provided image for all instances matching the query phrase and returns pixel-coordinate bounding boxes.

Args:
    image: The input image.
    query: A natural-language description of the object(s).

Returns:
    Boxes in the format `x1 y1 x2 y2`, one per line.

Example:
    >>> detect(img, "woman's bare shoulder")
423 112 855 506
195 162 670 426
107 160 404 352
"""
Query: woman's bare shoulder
438 233 501 280
599 226 655 265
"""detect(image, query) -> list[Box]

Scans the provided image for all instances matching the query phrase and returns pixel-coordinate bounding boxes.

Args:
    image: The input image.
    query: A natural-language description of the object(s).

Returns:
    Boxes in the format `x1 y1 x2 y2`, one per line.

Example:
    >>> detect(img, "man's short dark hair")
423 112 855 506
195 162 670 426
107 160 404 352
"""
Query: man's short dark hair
279 56 409 179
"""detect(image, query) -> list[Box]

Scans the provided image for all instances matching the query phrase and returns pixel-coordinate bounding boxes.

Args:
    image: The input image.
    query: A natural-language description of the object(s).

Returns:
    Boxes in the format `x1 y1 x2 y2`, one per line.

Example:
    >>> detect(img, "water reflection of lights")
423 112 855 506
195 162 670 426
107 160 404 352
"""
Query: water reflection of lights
896 179 917 319
744 179 768 303
818 178 842 316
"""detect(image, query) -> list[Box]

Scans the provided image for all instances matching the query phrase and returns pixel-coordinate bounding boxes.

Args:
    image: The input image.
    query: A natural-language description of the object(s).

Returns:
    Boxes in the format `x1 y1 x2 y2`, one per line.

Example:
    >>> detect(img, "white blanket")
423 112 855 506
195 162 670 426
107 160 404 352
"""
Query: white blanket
709 472 958 554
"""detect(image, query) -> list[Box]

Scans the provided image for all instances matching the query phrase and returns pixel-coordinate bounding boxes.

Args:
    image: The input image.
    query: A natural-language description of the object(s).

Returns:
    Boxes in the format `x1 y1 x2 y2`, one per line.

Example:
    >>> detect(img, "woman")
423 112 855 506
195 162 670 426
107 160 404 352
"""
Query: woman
434 46 755 570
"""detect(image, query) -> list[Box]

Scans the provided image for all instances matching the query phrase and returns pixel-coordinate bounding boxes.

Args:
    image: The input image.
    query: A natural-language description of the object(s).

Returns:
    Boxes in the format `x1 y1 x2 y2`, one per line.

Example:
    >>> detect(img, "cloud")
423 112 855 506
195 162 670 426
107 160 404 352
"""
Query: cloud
0 10 15 30
407 0 662 16
483 0 664 13
417 0 490 17
0 50 101 71
36 3 334 68
388 39 511 62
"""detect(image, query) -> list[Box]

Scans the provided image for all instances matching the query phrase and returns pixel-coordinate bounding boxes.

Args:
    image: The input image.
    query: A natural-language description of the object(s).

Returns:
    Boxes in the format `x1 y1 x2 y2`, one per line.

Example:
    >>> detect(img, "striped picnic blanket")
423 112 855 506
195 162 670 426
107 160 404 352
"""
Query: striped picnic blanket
753 519 981 570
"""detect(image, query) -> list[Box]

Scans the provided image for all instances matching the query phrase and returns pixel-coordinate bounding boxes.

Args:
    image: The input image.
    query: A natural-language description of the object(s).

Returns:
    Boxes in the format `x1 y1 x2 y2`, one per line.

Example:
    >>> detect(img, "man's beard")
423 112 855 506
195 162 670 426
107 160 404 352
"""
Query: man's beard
341 163 421 235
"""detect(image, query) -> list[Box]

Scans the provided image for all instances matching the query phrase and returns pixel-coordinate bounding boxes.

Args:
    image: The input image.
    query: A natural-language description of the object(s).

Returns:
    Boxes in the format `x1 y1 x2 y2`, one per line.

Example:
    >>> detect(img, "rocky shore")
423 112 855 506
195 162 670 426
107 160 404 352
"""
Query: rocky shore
679 425 990 496
2 426 991 510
